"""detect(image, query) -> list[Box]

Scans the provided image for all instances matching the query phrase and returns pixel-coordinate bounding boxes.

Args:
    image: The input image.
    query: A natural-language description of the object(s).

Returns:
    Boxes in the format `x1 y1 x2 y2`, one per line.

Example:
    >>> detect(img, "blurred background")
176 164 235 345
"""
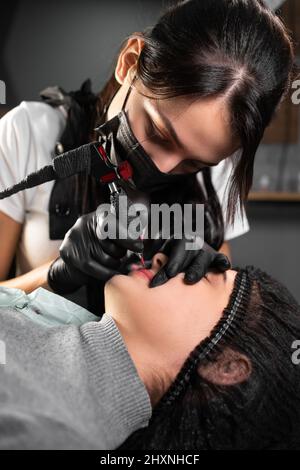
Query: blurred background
0 0 300 300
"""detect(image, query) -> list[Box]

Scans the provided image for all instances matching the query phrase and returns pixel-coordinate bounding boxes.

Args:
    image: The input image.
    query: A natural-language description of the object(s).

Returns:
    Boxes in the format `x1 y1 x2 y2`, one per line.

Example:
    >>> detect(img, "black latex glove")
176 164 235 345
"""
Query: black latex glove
48 257 90 295
149 235 231 288
48 209 143 294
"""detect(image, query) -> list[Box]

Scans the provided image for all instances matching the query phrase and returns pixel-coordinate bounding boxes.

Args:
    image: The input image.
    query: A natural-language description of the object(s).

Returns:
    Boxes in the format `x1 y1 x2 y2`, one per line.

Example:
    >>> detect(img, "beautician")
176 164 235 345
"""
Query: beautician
0 0 295 312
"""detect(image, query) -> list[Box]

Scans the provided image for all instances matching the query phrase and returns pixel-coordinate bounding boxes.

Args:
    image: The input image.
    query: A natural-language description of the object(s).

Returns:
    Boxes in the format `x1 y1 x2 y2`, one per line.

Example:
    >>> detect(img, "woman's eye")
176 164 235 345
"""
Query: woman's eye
146 121 171 146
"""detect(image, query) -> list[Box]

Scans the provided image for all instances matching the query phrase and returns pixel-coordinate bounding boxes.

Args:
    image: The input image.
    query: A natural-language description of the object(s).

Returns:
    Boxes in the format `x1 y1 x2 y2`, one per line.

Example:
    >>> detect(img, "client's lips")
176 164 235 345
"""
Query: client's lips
131 268 155 282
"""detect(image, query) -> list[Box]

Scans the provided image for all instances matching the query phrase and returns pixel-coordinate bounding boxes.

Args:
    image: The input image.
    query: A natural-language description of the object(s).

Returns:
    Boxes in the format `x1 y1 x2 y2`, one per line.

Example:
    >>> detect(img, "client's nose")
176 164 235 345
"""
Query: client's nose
151 253 168 271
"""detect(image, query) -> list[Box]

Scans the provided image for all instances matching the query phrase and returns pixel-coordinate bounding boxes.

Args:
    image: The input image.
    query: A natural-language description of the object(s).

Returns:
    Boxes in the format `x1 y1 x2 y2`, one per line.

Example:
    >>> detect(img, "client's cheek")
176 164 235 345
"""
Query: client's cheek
147 289 180 315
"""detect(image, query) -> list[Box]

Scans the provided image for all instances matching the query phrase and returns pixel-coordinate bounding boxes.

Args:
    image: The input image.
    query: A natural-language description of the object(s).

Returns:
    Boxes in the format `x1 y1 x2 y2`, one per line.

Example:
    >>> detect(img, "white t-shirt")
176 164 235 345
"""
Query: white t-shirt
0 101 249 275
0 101 66 275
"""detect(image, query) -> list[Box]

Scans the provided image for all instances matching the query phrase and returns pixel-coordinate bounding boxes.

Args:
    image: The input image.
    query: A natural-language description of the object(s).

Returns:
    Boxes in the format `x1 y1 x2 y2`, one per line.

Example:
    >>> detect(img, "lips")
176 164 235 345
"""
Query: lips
131 268 155 282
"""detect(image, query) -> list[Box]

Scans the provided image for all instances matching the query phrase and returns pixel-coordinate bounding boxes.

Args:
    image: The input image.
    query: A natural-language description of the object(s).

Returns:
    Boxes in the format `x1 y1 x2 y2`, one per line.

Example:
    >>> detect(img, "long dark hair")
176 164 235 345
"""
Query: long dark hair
118 266 300 450
78 0 296 248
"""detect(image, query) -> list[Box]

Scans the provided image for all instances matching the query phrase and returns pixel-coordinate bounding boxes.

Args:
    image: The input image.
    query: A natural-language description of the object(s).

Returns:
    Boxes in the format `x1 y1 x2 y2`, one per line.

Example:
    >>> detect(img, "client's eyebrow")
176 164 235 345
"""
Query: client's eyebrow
205 271 228 283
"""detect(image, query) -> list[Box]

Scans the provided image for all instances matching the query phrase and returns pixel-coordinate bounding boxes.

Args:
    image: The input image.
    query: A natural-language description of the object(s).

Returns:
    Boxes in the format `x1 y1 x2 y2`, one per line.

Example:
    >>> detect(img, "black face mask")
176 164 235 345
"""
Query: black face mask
94 83 194 194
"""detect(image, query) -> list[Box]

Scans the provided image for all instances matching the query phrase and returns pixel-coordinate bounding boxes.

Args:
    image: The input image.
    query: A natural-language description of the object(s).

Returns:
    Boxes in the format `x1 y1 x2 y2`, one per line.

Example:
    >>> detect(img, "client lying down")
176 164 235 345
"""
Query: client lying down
0 253 299 450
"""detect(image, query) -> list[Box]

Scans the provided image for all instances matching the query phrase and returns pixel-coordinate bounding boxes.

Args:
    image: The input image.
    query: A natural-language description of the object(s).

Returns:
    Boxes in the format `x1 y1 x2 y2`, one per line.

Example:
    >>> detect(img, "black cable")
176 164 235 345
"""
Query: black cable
0 141 96 200
0 165 56 199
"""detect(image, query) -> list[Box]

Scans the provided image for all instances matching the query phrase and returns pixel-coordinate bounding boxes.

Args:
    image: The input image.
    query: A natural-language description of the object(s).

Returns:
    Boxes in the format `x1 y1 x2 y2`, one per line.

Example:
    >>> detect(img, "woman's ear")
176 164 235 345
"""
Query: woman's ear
197 348 252 386
115 34 145 85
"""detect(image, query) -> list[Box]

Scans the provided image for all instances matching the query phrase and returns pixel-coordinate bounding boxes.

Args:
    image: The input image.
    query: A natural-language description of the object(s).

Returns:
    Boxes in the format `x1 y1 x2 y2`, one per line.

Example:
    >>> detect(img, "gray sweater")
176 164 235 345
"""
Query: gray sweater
0 307 152 449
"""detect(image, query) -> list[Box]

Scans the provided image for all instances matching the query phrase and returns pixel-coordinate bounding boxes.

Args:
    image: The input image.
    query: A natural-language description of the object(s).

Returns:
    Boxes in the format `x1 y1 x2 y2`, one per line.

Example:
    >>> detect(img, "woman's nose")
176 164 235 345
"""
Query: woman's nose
151 253 168 272
151 152 183 174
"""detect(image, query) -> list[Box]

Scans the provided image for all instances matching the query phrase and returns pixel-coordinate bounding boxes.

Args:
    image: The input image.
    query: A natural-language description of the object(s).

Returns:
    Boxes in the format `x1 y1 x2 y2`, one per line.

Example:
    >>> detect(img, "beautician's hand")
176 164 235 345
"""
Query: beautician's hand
47 257 90 294
149 235 231 288
48 209 143 292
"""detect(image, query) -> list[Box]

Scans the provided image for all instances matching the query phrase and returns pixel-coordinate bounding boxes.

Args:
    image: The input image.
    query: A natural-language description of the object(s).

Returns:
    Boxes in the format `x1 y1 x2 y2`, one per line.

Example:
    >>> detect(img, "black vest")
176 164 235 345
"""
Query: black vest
40 79 107 315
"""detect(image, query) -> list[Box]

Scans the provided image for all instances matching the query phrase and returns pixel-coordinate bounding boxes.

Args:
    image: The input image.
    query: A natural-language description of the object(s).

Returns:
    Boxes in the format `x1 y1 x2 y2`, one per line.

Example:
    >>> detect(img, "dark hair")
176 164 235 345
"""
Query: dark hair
118 266 300 450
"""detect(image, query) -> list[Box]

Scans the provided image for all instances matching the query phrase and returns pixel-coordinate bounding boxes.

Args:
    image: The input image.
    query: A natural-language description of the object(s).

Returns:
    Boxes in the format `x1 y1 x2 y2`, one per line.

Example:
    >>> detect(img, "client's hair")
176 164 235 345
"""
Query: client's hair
119 266 300 450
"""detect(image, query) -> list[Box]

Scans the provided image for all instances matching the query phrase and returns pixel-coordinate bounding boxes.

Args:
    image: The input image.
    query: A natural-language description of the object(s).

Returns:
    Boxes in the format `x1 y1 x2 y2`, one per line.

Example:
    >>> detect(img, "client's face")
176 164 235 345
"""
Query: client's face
105 253 237 380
